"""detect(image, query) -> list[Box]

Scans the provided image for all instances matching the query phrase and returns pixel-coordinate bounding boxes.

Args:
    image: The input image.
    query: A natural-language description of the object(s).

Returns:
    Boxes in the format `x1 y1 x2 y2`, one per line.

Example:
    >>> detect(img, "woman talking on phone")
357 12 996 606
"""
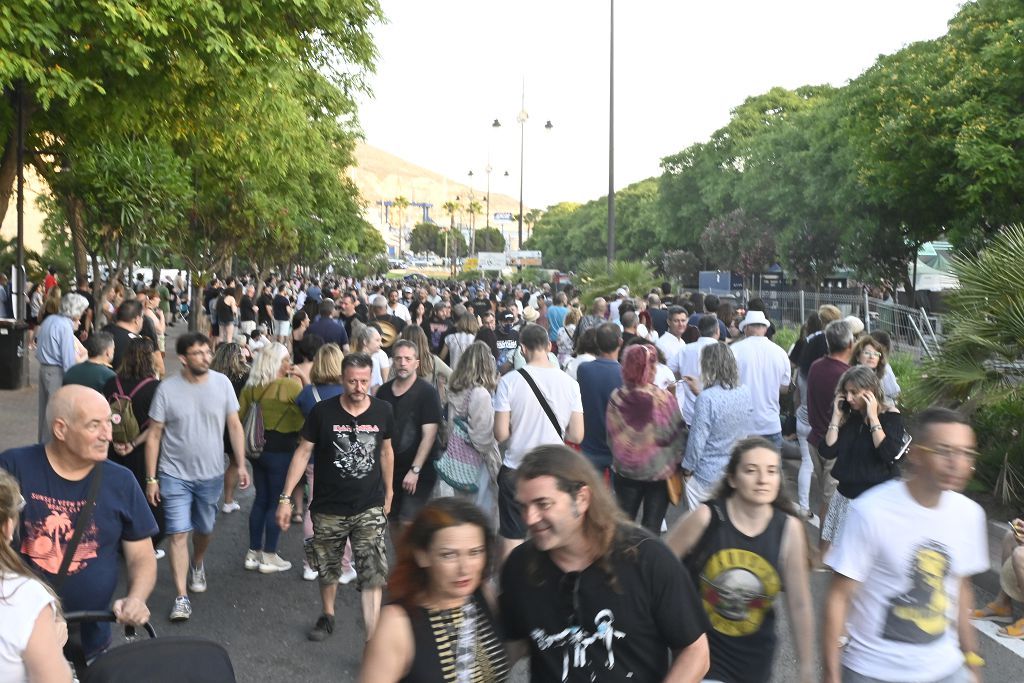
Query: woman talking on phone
818 365 905 555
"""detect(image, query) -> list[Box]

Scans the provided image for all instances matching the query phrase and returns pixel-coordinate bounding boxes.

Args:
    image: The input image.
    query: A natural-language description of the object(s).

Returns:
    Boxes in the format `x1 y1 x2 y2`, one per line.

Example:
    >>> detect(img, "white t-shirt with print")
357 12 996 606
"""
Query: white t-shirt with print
0 574 56 683
493 365 583 469
826 480 988 682
730 336 791 435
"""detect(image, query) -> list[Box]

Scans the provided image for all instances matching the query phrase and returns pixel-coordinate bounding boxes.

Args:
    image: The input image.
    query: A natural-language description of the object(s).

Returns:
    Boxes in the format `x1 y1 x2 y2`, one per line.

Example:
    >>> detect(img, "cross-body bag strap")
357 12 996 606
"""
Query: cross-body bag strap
311 385 322 402
517 368 563 439
53 464 104 592
127 376 156 399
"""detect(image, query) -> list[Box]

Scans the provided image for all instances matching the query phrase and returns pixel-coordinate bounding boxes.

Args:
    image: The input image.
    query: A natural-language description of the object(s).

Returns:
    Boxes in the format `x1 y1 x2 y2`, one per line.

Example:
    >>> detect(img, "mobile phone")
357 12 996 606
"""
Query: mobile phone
839 398 850 412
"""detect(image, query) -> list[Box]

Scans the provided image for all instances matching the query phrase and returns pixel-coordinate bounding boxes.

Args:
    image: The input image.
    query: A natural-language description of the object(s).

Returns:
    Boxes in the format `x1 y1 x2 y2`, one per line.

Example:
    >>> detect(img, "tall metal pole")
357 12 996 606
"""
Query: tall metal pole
607 0 615 266
15 82 27 321
517 84 527 251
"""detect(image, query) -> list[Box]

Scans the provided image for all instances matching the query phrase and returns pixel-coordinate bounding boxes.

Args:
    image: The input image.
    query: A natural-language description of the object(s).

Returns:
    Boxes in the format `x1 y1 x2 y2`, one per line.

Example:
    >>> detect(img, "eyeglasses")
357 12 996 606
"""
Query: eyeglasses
186 349 212 357
916 444 980 462
860 351 882 358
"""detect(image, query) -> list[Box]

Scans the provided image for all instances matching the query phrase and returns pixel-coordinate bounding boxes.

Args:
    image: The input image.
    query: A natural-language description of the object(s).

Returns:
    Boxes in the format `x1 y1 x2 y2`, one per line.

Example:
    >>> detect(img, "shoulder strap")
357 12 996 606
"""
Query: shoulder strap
517 368 562 438
53 465 103 592
127 376 156 399
311 385 322 402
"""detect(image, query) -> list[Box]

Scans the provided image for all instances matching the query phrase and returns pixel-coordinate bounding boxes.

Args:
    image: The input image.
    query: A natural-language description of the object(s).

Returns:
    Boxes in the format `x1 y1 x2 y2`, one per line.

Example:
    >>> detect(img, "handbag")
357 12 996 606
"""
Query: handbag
666 470 684 506
434 415 484 492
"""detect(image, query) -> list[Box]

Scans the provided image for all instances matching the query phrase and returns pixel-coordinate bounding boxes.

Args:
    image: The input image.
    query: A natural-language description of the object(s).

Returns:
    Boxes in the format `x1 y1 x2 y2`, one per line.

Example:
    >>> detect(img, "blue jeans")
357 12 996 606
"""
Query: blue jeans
760 431 783 450
248 450 292 553
161 474 221 535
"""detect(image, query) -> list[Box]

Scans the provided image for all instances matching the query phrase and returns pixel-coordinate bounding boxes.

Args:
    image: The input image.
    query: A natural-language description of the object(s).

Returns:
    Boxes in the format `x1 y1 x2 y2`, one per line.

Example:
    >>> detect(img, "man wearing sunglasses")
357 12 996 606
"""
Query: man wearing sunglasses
824 407 988 683
277 352 395 644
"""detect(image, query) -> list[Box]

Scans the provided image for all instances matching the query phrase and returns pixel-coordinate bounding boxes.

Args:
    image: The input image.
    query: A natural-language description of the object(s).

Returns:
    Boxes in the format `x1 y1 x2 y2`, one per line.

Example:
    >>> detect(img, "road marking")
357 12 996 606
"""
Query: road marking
972 619 1024 657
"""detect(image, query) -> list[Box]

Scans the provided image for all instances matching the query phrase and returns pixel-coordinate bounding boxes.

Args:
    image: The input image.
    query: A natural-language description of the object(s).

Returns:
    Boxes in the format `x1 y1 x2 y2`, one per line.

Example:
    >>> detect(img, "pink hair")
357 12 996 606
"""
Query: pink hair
621 344 655 386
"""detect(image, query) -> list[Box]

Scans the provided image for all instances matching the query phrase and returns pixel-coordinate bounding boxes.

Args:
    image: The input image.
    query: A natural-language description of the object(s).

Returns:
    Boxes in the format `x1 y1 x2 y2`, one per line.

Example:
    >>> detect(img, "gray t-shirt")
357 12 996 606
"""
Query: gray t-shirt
149 371 240 481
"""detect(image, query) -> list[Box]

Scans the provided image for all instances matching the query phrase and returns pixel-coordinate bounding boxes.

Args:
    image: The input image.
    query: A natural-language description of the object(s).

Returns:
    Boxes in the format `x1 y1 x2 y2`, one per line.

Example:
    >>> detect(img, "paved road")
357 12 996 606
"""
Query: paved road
2 327 1021 681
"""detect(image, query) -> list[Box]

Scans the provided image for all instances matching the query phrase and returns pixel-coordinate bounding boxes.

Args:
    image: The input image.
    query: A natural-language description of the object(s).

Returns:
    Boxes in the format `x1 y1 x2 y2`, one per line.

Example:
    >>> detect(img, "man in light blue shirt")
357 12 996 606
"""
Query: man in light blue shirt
35 292 89 441
545 291 569 344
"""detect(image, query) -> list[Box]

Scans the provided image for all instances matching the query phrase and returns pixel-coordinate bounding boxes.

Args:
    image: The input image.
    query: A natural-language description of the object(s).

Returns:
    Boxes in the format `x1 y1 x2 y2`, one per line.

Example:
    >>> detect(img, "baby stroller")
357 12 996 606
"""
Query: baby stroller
64 611 236 683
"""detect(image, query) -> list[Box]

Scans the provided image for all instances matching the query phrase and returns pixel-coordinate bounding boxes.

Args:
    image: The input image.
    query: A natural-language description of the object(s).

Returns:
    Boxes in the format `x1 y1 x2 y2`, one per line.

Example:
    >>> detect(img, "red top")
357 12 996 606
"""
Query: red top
806 356 849 447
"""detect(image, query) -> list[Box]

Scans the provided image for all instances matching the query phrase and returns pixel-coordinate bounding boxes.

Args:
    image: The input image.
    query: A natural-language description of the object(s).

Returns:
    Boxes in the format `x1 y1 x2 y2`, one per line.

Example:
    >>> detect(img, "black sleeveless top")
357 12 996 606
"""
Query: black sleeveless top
399 592 510 683
216 296 234 324
684 498 788 683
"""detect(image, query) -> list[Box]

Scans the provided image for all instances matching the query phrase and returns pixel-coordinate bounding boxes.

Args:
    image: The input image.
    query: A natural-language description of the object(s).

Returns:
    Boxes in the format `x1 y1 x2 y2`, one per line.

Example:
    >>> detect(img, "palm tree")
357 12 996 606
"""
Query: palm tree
915 224 1024 504
468 200 483 248
576 258 660 307
392 196 410 258
525 208 544 241
442 201 459 261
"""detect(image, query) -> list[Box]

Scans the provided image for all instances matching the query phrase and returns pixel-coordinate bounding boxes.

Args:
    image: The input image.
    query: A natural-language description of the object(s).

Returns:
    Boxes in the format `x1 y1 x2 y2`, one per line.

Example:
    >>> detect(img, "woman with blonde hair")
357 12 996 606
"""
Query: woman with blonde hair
439 342 501 514
851 335 897 405
0 470 73 683
441 311 479 369
238 343 304 573
351 324 387 391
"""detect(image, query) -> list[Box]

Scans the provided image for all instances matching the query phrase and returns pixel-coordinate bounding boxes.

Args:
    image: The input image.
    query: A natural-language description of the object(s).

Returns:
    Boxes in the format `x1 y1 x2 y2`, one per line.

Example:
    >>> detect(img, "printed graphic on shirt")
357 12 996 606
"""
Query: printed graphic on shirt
530 609 627 682
331 423 379 479
883 541 950 644
699 548 781 637
21 493 99 575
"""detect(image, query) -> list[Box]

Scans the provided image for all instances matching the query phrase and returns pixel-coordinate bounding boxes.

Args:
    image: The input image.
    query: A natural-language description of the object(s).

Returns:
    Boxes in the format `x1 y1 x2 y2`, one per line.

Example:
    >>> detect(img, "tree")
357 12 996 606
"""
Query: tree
474 227 505 253
701 209 776 285
409 222 440 255
392 196 410 258
576 259 659 307
659 250 701 287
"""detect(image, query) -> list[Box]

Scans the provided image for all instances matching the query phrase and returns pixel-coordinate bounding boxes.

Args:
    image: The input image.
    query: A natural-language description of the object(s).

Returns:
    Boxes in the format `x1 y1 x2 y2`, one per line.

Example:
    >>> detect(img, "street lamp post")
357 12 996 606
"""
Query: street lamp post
493 95 552 251
608 0 616 266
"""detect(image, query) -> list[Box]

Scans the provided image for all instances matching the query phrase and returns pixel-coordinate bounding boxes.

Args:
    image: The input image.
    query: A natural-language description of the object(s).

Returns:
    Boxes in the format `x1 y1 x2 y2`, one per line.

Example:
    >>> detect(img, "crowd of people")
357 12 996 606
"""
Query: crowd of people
0 269 1019 683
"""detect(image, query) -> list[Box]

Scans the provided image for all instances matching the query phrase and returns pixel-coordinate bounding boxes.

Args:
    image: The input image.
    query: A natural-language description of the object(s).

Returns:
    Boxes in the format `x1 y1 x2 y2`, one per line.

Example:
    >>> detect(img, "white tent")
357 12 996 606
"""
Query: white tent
911 259 959 291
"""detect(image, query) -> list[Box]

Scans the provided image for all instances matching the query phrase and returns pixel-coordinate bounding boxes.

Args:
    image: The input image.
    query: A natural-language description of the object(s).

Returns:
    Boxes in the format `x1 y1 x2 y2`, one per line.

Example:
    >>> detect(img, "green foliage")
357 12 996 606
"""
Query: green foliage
516 268 549 286
658 250 701 287
409 223 440 255
916 224 1024 406
971 397 1024 506
575 259 659 307
473 228 505 253
771 326 799 355
457 269 483 282
701 209 776 281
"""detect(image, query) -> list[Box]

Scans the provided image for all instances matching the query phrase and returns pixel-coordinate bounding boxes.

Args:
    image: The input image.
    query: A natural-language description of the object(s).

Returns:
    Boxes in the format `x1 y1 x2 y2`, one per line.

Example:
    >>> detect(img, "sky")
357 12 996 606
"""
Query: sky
356 0 968 210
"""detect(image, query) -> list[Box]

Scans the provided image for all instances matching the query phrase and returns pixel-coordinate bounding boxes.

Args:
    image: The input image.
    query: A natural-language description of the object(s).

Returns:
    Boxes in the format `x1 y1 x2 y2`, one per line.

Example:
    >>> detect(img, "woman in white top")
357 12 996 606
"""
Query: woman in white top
441 311 478 370
0 470 72 683
351 325 388 392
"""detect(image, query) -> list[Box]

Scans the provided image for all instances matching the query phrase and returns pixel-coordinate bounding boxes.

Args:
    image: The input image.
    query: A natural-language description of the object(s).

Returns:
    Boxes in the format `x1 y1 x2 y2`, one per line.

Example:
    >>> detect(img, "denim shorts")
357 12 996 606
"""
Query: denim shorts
160 474 222 535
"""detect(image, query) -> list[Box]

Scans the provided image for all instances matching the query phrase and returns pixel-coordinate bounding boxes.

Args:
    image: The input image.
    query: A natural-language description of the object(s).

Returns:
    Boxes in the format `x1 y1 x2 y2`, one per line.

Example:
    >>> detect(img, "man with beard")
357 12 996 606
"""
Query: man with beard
144 333 250 622
374 340 442 543
276 352 394 643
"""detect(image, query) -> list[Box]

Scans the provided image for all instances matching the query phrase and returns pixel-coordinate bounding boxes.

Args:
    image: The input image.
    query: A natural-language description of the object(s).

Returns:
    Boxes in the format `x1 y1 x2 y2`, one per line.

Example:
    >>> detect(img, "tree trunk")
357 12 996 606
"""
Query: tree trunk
63 195 89 281
0 87 36 231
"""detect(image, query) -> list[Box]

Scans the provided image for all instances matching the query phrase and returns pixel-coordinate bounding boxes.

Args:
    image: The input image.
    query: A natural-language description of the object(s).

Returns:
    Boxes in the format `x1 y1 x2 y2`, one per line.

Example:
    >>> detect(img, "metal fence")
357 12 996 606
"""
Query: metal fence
709 288 943 359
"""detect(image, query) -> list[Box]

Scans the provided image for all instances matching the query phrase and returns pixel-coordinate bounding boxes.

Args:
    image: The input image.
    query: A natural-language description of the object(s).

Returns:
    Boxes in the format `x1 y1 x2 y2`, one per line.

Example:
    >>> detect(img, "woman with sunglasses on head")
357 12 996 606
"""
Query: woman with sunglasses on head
818 365 905 555
667 437 814 683
0 470 73 683
360 497 510 683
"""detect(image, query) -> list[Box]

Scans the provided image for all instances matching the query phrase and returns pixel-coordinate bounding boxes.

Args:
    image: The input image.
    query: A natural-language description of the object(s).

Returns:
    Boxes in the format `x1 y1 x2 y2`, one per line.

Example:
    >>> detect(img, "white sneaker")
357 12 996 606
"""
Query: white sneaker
302 565 318 581
221 501 241 514
244 550 260 571
154 549 165 560
258 552 292 574
188 564 207 593
338 566 357 585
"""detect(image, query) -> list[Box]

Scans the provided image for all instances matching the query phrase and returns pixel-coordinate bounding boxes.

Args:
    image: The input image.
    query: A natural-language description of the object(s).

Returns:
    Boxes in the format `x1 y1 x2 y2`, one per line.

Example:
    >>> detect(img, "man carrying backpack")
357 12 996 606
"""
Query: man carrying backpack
143 332 250 622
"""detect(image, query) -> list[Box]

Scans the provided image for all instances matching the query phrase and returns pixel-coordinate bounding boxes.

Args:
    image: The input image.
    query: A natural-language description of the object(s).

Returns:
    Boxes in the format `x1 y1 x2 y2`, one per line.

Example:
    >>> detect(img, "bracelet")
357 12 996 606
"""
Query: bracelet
963 651 985 668
826 424 839 431
145 477 158 485
869 425 883 433
278 495 292 505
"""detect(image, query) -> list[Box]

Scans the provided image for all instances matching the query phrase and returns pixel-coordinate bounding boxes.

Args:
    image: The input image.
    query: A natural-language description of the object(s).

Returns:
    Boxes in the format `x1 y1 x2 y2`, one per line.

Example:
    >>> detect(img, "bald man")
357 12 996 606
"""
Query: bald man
0 385 158 662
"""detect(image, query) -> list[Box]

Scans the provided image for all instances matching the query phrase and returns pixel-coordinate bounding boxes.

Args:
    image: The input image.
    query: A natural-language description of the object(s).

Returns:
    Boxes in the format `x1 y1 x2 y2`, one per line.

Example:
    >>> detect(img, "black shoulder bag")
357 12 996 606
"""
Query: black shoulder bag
53 464 103 593
517 368 563 439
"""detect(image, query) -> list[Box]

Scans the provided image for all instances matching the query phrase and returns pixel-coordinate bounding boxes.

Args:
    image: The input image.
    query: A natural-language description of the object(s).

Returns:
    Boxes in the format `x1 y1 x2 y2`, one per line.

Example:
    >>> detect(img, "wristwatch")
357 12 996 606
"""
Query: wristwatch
411 466 421 475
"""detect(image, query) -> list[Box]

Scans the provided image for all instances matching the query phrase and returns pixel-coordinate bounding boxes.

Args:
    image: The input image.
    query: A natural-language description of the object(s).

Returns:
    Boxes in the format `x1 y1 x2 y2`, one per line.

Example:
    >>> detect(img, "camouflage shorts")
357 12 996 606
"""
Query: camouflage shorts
305 507 388 588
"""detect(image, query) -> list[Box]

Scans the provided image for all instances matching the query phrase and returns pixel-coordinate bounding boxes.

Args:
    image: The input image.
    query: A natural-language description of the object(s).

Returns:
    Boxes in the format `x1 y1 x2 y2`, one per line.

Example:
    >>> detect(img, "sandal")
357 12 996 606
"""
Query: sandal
970 601 1013 624
997 617 1024 639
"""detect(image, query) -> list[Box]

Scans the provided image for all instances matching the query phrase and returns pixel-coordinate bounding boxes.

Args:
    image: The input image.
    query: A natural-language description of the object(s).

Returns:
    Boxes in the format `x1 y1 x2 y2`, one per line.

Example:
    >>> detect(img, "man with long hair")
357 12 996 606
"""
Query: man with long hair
499 445 710 682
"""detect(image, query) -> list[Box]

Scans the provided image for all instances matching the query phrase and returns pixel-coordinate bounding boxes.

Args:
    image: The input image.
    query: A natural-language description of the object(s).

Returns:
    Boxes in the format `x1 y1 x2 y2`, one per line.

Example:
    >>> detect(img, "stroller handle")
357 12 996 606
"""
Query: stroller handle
63 610 158 639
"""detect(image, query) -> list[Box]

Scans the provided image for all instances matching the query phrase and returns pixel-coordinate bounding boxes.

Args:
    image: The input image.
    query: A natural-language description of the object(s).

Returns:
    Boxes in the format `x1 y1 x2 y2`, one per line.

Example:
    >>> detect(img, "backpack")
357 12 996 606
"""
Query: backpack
110 377 156 445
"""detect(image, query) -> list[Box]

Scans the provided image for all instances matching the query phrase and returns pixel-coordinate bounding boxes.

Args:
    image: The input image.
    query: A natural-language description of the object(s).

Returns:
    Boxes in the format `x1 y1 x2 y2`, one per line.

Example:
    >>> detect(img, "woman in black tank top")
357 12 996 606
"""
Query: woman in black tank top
361 498 510 683
666 437 815 683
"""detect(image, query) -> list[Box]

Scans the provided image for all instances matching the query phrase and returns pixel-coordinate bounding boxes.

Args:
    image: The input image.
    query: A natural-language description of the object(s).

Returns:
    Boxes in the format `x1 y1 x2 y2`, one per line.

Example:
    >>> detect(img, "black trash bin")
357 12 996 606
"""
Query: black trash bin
0 320 28 389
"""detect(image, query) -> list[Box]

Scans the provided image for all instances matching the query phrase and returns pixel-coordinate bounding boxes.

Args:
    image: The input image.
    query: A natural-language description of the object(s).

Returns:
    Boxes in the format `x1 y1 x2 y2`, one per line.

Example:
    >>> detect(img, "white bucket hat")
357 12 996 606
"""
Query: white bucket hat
738 310 770 331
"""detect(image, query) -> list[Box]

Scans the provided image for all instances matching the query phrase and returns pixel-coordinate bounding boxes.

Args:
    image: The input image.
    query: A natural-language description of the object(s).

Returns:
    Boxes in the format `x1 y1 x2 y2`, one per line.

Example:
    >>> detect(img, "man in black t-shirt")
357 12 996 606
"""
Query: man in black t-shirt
375 340 442 540
500 445 710 682
238 284 257 335
276 352 394 644
255 284 274 329
103 299 143 371
272 284 292 343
